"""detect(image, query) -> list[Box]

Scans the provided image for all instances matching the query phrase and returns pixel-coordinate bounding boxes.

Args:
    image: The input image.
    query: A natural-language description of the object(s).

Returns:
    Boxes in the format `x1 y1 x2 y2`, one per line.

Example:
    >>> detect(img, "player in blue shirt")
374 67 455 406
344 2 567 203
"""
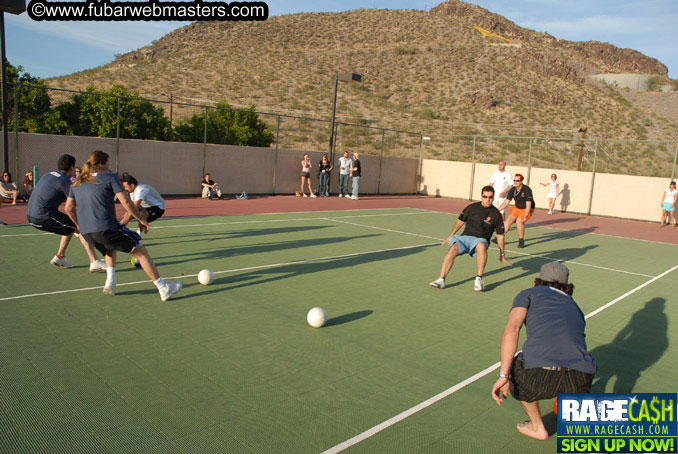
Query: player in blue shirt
26 154 105 271
65 150 182 301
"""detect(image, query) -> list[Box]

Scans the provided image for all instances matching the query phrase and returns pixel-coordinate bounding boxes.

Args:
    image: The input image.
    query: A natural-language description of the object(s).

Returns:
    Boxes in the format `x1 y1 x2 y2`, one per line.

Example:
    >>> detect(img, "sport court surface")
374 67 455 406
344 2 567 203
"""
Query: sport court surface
1 201 676 453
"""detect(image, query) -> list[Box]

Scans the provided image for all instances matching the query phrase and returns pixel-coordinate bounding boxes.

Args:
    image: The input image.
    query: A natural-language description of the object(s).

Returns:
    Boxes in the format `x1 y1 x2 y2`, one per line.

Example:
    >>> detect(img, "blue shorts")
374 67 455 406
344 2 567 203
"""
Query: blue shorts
449 235 488 258
662 202 675 212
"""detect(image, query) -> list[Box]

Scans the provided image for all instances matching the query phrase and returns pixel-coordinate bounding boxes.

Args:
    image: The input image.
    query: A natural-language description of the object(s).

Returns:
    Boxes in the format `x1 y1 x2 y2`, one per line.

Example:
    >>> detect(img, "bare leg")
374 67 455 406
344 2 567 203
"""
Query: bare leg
439 243 460 278
516 218 526 240
661 211 667 226
307 179 313 194
77 234 99 263
300 177 305 195
504 217 516 238
475 242 488 276
105 251 116 267
517 401 549 440
130 246 161 281
57 233 74 256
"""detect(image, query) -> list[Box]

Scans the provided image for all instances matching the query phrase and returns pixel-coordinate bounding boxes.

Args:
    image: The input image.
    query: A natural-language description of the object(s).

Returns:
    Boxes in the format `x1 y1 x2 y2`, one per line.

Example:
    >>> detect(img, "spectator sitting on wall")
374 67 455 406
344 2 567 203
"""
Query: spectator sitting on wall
1 171 24 204
201 173 223 200
22 171 35 200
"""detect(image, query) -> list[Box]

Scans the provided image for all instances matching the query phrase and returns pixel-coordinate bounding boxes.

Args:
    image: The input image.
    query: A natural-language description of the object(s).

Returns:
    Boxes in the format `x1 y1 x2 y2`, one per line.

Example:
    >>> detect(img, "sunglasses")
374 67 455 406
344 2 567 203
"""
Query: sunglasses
481 195 494 199
513 179 523 182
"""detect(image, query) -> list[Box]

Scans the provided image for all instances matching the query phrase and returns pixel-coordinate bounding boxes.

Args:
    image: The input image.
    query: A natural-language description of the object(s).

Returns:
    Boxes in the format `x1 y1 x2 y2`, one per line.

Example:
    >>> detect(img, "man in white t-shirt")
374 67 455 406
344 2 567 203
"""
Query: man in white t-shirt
490 161 512 217
120 175 165 233
337 151 353 197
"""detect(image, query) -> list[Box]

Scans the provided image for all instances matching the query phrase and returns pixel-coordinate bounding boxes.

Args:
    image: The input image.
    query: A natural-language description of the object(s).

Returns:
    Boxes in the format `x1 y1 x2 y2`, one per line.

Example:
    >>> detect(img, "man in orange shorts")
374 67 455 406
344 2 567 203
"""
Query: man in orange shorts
498 173 534 248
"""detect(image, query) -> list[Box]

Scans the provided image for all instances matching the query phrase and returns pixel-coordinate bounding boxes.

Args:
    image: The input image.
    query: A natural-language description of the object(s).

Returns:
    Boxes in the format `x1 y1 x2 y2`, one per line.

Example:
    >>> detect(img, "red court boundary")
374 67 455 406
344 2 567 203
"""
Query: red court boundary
2 195 676 245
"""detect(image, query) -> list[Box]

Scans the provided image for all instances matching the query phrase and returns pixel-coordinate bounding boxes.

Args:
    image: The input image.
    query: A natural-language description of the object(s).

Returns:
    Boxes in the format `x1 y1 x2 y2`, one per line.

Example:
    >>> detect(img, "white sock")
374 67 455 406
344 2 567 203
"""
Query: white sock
153 277 166 289
106 267 116 280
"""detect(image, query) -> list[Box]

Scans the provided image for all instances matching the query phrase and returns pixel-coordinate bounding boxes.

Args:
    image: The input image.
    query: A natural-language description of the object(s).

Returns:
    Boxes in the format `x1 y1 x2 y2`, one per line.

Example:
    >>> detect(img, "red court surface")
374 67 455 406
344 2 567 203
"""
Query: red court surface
2 194 677 244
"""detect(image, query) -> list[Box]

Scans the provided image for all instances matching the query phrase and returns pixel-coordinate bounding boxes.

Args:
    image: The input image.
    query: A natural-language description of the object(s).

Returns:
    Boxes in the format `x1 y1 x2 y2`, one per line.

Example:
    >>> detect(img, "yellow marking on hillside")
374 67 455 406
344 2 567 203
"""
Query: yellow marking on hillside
474 26 511 43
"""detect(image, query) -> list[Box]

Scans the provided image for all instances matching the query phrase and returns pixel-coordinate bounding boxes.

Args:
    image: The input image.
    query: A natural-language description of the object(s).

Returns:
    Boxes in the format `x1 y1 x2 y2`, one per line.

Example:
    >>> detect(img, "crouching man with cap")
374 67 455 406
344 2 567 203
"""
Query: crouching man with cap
491 262 597 440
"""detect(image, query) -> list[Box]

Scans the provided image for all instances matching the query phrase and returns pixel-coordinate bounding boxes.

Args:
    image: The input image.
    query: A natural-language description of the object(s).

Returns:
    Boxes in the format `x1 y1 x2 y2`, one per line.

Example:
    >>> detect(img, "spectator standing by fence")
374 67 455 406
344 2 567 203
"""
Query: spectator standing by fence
300 153 316 198
350 152 361 200
660 181 677 227
540 173 559 215
318 154 332 197
337 151 352 198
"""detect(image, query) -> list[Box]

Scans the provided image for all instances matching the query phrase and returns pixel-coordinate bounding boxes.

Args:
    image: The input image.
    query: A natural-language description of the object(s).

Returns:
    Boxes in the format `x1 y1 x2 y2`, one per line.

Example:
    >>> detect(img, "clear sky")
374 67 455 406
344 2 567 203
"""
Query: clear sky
6 0 677 79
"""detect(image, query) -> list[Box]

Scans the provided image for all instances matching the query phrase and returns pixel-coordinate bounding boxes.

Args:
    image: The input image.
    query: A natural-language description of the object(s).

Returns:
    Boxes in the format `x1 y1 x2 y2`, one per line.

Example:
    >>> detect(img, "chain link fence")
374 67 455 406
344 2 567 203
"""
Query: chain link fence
4 83 678 182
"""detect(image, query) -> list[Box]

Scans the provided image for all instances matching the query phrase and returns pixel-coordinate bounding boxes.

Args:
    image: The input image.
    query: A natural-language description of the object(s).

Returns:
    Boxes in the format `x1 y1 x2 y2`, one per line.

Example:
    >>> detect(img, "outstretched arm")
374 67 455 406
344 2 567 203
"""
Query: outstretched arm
116 191 149 233
492 307 526 405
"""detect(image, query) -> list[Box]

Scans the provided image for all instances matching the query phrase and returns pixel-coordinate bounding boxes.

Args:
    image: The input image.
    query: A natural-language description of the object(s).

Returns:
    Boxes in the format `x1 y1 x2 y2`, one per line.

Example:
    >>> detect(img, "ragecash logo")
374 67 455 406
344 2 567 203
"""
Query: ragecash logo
557 393 676 453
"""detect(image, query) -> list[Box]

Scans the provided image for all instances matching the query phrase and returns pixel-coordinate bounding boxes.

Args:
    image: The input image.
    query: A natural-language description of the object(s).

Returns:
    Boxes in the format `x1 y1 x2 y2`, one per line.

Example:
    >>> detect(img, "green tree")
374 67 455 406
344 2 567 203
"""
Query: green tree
1 61 52 132
44 85 171 140
174 102 274 147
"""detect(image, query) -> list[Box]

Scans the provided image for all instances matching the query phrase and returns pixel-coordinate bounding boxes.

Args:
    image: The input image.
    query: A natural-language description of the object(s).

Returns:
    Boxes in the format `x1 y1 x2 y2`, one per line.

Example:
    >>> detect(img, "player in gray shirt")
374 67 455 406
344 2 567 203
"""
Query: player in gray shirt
26 154 105 271
492 262 596 441
66 150 182 301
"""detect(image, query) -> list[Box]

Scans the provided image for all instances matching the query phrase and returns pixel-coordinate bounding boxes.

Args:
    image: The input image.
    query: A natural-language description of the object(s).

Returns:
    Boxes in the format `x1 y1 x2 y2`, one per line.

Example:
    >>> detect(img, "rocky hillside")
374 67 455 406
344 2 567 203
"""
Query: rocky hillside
47 1 678 176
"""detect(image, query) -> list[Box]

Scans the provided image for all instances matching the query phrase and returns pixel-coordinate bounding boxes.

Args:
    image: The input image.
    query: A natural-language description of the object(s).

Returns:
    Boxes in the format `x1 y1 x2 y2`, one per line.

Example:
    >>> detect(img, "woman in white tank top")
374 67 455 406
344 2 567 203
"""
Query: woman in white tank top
660 181 677 227
540 173 559 215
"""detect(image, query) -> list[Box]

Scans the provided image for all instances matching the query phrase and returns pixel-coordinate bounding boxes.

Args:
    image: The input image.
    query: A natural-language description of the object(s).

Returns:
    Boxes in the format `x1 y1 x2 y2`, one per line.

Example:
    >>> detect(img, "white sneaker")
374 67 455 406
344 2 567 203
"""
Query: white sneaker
338 194 344 198
103 280 116 296
429 277 445 289
474 276 484 292
89 259 106 273
303 193 308 197
159 281 183 302
350 196 358 200
50 255 74 269
310 194 317 198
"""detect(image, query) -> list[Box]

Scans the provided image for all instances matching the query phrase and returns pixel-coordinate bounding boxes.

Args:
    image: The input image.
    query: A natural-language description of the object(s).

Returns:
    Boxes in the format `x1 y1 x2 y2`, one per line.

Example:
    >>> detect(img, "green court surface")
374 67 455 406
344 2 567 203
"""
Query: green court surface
1 208 676 453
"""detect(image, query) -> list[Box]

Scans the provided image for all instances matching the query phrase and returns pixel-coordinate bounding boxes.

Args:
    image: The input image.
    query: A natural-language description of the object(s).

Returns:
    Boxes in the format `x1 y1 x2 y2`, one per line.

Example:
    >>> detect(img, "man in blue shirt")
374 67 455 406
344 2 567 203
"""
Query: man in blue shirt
66 150 182 301
492 262 596 441
26 154 105 271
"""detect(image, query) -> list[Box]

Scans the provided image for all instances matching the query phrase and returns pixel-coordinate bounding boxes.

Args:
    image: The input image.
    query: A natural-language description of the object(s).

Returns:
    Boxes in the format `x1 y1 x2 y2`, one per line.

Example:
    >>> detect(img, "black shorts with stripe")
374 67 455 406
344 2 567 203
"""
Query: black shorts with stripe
143 206 165 223
83 225 141 256
509 359 594 403
27 212 76 236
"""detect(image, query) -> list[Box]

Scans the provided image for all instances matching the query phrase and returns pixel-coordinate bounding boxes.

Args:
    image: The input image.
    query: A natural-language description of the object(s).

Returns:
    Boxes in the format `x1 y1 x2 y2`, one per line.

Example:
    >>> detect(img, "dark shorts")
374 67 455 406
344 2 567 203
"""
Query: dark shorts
509 359 594 403
27 212 76 236
301 172 310 179
83 225 141 256
142 206 165 223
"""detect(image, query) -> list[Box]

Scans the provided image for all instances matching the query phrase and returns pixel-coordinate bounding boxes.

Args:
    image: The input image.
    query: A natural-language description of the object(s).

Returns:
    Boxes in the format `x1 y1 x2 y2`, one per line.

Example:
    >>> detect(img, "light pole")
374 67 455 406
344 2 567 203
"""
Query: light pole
328 72 362 165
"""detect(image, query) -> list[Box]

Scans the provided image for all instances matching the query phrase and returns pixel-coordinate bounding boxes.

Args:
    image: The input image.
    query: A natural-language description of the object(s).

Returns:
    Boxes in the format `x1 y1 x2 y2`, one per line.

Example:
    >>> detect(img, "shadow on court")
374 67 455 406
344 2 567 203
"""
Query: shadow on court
185 244 436 297
444 245 598 291
153 233 381 266
325 310 373 327
589 297 668 393
518 227 597 248
148 225 332 245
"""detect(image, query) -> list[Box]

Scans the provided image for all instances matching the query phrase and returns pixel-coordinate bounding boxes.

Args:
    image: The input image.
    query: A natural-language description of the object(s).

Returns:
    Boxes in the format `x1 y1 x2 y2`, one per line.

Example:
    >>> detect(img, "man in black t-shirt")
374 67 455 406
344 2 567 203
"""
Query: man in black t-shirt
429 186 513 291
498 173 535 248
201 173 223 200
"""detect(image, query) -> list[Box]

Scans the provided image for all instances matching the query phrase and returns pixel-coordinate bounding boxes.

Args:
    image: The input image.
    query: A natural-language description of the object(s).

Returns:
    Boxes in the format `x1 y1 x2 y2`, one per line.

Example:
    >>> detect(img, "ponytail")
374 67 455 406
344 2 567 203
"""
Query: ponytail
74 150 109 187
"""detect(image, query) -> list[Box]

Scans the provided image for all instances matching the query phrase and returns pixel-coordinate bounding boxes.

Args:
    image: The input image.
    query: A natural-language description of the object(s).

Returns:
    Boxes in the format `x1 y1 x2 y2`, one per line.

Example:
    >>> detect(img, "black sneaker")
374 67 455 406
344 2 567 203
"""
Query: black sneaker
518 238 525 248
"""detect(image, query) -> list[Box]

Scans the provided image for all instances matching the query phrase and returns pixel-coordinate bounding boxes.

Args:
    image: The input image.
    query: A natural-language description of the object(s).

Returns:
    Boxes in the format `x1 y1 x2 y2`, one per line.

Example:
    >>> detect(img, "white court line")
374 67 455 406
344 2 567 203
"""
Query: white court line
0 211 429 238
322 263 678 454
418 208 678 246
326 218 655 278
0 242 437 302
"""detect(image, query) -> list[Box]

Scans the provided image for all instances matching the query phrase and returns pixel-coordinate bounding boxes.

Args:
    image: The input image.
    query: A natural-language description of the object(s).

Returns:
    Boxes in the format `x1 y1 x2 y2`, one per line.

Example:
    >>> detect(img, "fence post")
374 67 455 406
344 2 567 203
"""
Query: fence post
13 84 18 179
417 133 424 193
272 115 280 194
671 142 678 181
202 107 208 177
377 128 385 194
115 96 120 174
329 122 340 194
469 135 477 200
587 140 598 215
526 137 533 186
